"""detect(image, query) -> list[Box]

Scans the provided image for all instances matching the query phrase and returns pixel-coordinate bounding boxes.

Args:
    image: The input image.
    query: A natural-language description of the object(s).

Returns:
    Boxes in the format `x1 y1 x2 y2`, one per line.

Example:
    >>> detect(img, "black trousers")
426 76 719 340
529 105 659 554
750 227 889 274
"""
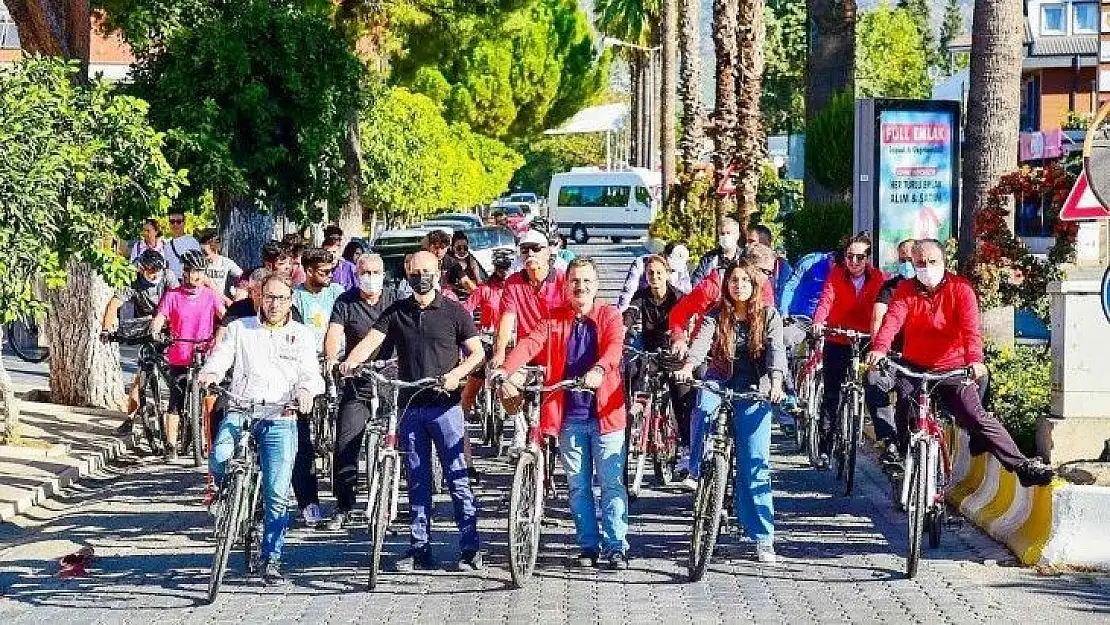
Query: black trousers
292 414 318 510
819 342 853 453
333 390 372 513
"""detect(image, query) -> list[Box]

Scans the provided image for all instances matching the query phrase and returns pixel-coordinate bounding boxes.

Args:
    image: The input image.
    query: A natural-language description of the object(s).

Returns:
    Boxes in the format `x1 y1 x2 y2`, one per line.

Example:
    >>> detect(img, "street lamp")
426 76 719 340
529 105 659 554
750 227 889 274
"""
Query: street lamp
598 37 662 171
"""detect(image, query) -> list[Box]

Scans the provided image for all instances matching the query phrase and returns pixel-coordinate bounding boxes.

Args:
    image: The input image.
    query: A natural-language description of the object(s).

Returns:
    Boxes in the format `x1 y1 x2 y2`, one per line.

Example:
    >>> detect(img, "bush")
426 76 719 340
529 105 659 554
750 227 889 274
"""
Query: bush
804 89 854 196
985 344 1050 457
780 200 852 260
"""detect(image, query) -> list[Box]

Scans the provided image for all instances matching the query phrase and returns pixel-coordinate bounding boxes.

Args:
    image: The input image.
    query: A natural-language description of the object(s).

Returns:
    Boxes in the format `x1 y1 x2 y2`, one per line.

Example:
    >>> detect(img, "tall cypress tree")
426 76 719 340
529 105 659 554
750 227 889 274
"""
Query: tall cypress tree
898 0 939 70
938 0 966 75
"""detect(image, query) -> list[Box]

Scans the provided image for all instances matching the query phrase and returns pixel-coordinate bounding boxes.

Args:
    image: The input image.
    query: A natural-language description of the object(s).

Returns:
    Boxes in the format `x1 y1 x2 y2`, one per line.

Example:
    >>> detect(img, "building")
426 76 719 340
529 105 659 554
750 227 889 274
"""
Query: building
0 3 134 80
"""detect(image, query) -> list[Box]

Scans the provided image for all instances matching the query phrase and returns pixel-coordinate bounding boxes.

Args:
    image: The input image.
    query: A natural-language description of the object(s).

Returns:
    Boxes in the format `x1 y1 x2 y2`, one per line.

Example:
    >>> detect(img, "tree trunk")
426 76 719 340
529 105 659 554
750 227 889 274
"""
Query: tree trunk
218 194 275 271
712 0 740 187
960 0 1023 269
0 331 21 443
338 108 365 237
661 0 678 202
679 0 704 171
629 54 643 167
805 0 856 202
735 0 765 227
44 261 123 409
6 0 91 76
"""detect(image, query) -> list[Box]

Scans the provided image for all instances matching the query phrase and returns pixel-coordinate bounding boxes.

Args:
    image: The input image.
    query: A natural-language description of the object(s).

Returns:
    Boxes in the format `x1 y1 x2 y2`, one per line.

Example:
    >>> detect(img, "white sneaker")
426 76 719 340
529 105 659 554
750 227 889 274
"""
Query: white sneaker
302 503 324 526
756 542 777 563
679 477 698 492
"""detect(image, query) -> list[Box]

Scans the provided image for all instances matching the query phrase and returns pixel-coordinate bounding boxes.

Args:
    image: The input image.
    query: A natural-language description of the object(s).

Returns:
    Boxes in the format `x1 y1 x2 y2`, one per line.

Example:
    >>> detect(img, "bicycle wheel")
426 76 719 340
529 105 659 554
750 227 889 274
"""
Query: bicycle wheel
368 455 395 590
687 453 729 582
242 468 264 575
140 373 166 455
186 378 205 467
905 439 929 579
7 319 49 363
363 426 381 509
844 391 865 496
507 451 543 588
207 469 246 603
625 402 646 499
806 378 823 468
652 406 678 485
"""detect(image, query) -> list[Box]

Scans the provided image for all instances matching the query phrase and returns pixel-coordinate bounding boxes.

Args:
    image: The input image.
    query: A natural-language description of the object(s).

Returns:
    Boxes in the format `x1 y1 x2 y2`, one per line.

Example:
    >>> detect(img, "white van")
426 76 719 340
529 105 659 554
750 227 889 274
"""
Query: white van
547 167 660 244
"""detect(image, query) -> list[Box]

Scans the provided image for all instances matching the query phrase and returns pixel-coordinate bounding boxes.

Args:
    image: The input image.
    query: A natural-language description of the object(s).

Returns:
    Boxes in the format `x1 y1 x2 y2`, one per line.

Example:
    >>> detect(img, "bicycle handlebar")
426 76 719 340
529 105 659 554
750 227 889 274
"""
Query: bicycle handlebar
206 385 298 412
356 368 445 391
819 327 870 341
878 358 973 383
690 379 767 403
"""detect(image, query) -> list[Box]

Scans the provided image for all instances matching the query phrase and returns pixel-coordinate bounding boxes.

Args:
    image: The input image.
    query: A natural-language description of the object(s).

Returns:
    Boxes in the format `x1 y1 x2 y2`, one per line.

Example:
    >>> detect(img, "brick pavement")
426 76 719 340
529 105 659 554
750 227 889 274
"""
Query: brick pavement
0 428 1107 624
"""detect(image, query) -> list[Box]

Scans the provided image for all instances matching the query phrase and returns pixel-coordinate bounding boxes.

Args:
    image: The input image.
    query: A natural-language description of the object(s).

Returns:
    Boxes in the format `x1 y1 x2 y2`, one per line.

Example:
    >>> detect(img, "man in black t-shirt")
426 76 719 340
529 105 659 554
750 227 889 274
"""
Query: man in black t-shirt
323 253 398 529
340 251 485 572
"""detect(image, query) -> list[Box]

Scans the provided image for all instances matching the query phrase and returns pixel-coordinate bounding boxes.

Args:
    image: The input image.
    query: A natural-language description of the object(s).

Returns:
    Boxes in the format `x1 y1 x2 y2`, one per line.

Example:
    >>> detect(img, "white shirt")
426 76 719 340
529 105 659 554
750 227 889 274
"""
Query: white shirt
204 255 243 298
202 316 325 416
165 235 201 276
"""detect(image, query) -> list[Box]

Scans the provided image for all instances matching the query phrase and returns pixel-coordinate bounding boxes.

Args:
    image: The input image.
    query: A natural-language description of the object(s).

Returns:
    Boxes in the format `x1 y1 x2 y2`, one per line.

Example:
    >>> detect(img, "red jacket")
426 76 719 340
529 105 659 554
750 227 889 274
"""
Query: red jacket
872 272 984 370
463 275 507 331
669 268 774 342
813 265 885 344
502 303 627 436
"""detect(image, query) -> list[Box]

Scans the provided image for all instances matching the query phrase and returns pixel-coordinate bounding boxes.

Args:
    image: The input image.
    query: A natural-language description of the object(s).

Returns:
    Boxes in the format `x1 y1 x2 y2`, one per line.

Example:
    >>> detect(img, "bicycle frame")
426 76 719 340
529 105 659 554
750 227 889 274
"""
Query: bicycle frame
900 388 953 510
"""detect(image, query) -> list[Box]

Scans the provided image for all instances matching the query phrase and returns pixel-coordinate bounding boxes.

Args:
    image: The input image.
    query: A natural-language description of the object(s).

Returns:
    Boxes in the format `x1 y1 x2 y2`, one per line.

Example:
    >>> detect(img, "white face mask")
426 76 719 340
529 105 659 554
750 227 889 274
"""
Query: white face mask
915 265 945 289
718 233 739 252
898 261 915 280
360 273 384 294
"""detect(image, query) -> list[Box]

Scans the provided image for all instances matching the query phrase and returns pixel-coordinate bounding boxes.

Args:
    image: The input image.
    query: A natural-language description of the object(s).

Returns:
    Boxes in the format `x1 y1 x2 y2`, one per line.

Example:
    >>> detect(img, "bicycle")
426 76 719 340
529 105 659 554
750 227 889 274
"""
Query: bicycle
104 323 171 456
348 367 446 591
310 359 340 483
475 331 507 454
623 344 679 500
175 337 213 468
205 387 298 603
819 327 870 495
492 367 587 588
686 379 767 582
6 315 49 363
877 357 971 579
785 315 820 462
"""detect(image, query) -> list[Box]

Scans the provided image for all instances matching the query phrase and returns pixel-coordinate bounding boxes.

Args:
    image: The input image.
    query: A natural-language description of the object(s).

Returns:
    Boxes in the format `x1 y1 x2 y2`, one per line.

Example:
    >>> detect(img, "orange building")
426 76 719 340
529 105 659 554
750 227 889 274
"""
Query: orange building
0 3 134 79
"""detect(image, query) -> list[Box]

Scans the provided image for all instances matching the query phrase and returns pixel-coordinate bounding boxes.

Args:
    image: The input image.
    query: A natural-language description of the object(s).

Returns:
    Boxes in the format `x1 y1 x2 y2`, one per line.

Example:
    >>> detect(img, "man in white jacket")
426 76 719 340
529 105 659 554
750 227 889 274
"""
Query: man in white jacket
199 273 323 585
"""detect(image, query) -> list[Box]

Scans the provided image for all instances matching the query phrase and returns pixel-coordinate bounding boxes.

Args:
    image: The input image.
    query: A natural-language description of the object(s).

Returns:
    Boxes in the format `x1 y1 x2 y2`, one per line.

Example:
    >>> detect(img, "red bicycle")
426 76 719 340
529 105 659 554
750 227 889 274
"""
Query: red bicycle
623 345 679 500
786 316 823 468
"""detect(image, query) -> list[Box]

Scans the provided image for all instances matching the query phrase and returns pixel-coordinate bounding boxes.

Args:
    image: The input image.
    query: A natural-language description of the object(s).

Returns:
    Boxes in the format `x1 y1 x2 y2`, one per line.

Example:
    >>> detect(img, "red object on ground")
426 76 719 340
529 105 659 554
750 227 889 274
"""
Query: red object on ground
58 546 95 578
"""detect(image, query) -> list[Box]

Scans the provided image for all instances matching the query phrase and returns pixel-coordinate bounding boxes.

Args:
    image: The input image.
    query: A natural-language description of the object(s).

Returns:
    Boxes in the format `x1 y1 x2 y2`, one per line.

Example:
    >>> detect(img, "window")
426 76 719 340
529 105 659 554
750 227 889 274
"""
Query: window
556 185 631 208
635 187 652 206
1075 2 1099 33
1041 4 1066 34
0 4 20 50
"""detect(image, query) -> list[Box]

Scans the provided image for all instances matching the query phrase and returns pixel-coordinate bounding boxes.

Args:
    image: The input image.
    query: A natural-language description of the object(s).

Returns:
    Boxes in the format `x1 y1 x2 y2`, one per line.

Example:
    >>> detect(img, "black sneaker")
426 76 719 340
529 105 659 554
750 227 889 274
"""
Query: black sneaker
456 549 484 571
606 551 630 571
115 417 135 435
325 510 349 532
879 443 902 467
262 560 287 585
467 467 481 485
1015 459 1055 488
394 547 436 572
576 550 599 568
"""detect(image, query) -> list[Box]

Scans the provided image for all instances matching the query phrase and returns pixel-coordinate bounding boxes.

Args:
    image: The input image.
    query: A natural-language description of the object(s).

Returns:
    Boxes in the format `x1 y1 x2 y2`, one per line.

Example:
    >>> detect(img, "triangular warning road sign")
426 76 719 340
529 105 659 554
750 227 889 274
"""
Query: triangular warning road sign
1060 170 1110 221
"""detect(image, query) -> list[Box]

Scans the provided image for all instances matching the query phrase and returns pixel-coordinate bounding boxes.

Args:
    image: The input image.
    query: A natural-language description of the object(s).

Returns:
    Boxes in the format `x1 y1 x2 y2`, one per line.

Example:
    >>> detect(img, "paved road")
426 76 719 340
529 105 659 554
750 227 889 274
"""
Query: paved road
1 424 1106 624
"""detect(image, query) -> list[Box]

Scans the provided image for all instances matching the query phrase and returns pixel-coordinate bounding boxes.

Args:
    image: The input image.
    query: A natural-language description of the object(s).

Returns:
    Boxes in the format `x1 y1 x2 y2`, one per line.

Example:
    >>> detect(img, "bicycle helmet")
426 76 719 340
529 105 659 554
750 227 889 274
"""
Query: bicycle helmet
136 249 167 271
492 248 514 270
179 249 209 271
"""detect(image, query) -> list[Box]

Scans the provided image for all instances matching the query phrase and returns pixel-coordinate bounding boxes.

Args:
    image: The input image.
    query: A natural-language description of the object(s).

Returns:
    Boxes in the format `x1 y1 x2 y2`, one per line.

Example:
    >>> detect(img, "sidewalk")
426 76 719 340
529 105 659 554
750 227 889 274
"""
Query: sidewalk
0 384 132 523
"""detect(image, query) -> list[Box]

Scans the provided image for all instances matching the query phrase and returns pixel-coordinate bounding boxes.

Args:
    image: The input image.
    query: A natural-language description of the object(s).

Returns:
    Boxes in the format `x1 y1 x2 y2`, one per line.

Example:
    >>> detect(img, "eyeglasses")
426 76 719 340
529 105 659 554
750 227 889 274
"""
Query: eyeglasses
758 267 774 277
313 266 336 276
262 294 292 303
846 253 869 262
519 244 544 254
169 218 185 225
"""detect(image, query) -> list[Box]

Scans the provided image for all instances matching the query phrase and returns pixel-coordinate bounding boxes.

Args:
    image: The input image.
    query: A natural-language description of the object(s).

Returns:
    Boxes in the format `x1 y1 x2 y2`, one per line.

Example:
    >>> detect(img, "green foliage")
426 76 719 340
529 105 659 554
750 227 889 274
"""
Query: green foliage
95 0 219 53
510 134 606 196
938 0 966 76
130 0 363 221
594 0 658 45
392 0 609 140
0 58 184 322
985 344 1050 457
753 163 800 246
780 200 853 260
651 170 716 256
360 87 523 225
897 0 939 70
857 3 931 99
763 0 807 134
1062 110 1093 131
804 89 854 196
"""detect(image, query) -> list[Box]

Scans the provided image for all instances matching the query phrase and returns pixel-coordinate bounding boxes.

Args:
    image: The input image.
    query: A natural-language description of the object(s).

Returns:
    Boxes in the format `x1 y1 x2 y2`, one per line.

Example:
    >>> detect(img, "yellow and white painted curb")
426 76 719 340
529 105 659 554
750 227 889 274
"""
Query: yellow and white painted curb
945 429 1110 569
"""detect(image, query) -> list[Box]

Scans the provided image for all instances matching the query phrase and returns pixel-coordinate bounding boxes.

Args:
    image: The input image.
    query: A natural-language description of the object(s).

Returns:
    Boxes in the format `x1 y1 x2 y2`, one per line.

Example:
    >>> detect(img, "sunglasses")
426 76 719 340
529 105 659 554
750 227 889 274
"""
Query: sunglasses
519 244 544 254
758 267 774 277
169 218 185 224
846 253 869 262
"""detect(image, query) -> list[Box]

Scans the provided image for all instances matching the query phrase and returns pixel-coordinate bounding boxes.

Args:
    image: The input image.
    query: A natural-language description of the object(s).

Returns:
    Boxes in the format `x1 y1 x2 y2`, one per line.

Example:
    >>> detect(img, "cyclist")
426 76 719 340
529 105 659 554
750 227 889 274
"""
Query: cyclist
149 249 225 461
623 254 693 474
448 231 483 299
810 232 885 469
674 259 787 563
495 257 631 570
200 273 323 585
238 241 295 299
198 229 242 305
101 249 179 433
323 253 398 530
220 268 303 341
868 239 917 467
745 224 792 308
866 239 1055 487
616 242 692 311
340 250 486 572
163 210 202 278
289 247 346 526
690 216 743 286
322 226 357 290
461 249 513 417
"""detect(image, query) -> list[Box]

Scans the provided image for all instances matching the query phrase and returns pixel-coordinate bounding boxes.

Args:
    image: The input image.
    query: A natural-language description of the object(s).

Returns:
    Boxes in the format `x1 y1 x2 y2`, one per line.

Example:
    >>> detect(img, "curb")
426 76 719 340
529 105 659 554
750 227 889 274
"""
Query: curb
0 401 135 524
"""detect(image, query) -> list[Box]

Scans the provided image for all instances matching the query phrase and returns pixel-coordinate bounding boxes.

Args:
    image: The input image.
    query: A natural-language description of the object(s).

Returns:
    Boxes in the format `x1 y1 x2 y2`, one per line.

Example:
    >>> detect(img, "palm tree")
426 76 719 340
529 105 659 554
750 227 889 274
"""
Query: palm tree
660 0 678 200
805 0 856 202
595 0 659 167
678 0 703 171
712 0 739 198
735 0 765 223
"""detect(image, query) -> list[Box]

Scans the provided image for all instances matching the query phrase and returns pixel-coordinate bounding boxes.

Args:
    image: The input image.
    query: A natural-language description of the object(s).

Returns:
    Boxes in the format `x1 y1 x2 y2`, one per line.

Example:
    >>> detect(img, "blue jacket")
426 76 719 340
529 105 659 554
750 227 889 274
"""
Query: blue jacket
779 252 834 318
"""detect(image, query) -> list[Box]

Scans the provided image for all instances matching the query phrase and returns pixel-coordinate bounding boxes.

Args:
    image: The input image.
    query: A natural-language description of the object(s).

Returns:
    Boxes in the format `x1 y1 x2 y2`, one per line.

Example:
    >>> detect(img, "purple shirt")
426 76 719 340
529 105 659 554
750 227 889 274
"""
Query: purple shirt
333 258 357 291
563 316 599 423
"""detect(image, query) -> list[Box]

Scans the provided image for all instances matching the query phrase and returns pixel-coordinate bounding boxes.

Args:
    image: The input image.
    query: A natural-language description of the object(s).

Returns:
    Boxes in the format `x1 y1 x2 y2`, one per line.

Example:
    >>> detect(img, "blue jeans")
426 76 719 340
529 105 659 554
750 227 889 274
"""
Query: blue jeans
559 419 629 554
689 385 775 544
210 413 298 564
402 403 480 552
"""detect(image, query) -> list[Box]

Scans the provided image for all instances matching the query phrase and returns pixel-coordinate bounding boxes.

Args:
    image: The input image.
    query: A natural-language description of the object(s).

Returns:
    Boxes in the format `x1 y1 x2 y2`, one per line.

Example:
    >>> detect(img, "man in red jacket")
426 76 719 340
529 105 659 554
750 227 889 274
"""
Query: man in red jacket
811 233 885 468
494 258 630 570
867 239 1054 486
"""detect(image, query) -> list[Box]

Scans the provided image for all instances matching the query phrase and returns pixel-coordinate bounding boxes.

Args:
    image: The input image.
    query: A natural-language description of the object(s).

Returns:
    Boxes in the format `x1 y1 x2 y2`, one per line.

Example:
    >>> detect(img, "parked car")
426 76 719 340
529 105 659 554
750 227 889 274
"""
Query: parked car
547 166 660 244
418 213 484 231
498 203 533 235
369 224 515 284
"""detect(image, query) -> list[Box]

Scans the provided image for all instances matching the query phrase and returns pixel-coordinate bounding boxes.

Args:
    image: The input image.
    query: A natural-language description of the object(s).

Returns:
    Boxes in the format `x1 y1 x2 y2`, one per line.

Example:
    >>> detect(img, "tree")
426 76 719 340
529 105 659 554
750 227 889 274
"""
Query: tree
594 0 657 167
804 88 854 199
5 0 90 73
805 0 855 202
0 59 183 420
735 0 767 225
660 0 677 200
961 0 1023 271
131 0 363 269
712 0 740 199
511 134 607 195
938 0 966 75
856 3 931 98
763 0 806 134
678 0 704 170
898 0 938 70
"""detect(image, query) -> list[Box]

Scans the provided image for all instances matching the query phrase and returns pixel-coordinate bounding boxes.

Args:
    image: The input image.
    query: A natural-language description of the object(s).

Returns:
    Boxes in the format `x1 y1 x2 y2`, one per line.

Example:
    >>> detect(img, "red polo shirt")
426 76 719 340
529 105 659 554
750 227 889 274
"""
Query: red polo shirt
502 268 566 338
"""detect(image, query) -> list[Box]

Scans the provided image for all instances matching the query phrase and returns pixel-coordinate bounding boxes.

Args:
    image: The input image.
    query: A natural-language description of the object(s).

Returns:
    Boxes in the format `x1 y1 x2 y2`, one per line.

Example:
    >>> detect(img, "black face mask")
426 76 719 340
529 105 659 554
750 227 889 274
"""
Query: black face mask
407 273 436 295
135 273 158 290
